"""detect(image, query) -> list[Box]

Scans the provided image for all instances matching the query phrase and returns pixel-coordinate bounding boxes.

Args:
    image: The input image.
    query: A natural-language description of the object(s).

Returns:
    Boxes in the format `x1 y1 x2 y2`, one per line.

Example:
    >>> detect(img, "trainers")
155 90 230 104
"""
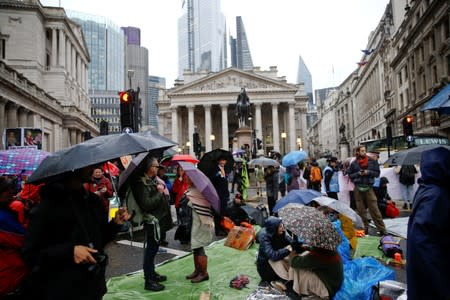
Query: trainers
402 203 408 209
154 273 167 282
145 280 165 291
409 203 413 210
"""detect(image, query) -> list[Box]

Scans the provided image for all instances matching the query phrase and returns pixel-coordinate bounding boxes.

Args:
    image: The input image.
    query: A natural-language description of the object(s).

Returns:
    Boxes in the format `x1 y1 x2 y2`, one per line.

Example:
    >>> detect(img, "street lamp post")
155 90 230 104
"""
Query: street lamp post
281 132 287 155
186 141 191 154
210 134 215 150
296 137 302 150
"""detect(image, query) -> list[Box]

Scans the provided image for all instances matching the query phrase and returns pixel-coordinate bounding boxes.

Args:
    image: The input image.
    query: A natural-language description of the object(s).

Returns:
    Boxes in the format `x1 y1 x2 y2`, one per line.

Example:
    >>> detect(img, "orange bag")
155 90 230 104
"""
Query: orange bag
224 226 255 250
220 216 235 232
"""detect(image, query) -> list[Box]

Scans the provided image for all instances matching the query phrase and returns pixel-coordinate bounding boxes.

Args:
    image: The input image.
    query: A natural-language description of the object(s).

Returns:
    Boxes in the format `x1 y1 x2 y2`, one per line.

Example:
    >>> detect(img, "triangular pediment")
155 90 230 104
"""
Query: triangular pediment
169 68 296 95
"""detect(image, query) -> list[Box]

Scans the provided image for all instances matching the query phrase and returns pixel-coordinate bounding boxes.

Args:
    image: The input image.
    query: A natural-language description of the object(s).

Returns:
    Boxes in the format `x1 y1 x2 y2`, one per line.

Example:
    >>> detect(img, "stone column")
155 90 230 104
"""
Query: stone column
59 28 65 67
187 105 194 154
66 40 71 74
271 103 280 152
76 55 81 83
51 28 57 67
72 47 76 80
255 103 262 140
171 106 178 144
6 103 19 128
70 129 77 146
27 112 34 127
221 104 229 150
204 104 212 152
288 103 296 153
18 108 28 127
0 99 6 149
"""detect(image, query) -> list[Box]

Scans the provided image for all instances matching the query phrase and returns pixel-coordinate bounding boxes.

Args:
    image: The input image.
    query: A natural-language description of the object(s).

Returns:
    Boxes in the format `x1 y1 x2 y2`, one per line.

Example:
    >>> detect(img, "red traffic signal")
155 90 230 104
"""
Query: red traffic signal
405 115 413 124
119 90 133 104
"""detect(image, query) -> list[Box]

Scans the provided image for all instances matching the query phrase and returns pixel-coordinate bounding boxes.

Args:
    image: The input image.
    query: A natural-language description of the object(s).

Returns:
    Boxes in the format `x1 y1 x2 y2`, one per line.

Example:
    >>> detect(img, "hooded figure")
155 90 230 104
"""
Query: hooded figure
255 217 293 283
407 146 450 300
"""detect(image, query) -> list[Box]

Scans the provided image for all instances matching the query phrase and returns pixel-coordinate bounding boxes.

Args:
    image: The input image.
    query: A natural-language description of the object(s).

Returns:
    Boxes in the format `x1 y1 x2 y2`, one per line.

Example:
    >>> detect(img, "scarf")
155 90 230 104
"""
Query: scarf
186 188 214 227
357 156 368 169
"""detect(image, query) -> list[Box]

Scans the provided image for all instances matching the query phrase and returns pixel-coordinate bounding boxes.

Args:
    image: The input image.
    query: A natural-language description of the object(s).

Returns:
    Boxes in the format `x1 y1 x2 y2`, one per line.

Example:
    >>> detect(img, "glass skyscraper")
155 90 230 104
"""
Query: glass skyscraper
230 16 253 70
67 10 125 91
148 75 166 132
178 0 227 77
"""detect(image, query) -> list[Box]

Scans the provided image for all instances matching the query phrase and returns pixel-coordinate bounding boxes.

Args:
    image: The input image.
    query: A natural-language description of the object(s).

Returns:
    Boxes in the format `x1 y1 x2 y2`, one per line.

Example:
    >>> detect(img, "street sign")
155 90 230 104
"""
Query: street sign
122 127 133 134
406 135 414 142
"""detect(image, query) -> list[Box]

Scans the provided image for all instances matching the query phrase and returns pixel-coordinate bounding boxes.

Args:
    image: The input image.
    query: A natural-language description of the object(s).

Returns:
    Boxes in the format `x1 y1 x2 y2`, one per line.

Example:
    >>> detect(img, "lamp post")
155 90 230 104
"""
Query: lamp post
186 141 191 154
281 132 287 155
248 115 256 158
210 134 215 149
296 137 302 150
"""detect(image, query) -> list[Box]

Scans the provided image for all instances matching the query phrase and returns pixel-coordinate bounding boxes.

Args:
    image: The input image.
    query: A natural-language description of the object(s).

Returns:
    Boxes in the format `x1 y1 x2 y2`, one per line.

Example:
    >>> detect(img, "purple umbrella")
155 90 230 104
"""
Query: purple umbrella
0 148 50 176
178 161 221 214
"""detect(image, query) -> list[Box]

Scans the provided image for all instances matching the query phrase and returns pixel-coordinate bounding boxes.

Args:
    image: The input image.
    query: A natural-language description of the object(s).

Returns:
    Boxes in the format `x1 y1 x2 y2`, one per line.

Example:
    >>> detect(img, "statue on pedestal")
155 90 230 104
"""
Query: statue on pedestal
236 88 251 128
339 123 347 142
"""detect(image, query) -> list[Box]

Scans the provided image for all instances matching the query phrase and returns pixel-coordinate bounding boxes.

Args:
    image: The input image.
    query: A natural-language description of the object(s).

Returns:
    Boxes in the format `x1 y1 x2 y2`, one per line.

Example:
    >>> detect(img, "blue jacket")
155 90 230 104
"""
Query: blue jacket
324 166 339 192
256 217 292 266
407 146 450 300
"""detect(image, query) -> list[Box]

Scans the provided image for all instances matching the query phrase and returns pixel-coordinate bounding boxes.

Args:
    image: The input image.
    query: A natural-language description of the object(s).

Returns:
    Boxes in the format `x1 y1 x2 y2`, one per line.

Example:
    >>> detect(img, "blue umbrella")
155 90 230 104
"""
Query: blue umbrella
281 150 308 167
420 83 450 115
272 189 322 213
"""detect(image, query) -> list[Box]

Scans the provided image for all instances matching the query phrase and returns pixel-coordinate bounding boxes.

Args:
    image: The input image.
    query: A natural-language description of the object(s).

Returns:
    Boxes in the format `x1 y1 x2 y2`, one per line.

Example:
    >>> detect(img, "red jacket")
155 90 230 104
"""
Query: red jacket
84 176 113 212
172 174 189 208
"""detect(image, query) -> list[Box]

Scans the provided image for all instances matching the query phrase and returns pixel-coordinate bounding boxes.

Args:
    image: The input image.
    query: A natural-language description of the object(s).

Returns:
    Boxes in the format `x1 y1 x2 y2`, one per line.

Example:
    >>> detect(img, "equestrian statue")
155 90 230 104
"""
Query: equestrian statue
236 88 252 127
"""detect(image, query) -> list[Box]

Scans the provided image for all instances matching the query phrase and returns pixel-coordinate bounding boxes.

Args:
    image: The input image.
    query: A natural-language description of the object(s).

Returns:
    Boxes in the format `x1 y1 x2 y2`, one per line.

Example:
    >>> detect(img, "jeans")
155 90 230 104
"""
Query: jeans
400 184 415 204
143 224 159 280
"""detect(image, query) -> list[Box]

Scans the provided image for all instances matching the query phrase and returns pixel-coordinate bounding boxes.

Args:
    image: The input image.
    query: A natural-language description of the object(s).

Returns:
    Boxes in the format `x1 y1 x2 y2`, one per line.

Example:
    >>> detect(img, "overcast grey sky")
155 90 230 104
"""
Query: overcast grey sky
40 0 389 90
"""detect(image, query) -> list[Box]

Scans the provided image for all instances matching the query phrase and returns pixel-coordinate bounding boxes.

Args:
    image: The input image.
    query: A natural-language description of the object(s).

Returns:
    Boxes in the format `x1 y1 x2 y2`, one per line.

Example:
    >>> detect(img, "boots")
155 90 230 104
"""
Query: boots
186 255 199 279
191 255 209 283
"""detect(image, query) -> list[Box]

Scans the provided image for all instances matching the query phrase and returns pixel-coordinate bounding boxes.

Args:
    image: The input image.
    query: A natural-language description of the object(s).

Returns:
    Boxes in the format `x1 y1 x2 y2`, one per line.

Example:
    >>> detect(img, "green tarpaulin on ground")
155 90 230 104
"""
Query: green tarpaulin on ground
105 239 260 300
353 236 384 259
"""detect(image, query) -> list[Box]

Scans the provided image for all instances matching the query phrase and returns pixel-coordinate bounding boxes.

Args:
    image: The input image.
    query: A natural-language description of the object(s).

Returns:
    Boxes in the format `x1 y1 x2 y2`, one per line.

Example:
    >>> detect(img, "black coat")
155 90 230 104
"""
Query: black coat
22 182 120 300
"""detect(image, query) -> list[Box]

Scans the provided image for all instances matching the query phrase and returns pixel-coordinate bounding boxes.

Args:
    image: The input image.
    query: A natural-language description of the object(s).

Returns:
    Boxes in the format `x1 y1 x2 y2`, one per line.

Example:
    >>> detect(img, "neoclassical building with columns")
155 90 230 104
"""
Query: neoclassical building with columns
0 0 98 151
158 67 309 155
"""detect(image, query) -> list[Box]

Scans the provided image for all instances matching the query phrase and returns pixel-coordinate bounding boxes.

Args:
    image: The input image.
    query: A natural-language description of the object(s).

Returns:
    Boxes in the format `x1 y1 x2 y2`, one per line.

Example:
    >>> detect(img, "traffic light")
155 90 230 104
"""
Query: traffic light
119 90 134 132
403 115 414 148
403 115 414 136
256 138 263 150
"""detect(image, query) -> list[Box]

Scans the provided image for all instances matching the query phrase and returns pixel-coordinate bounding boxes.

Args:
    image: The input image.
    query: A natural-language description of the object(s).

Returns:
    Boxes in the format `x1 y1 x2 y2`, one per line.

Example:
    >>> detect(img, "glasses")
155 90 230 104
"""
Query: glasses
151 165 160 168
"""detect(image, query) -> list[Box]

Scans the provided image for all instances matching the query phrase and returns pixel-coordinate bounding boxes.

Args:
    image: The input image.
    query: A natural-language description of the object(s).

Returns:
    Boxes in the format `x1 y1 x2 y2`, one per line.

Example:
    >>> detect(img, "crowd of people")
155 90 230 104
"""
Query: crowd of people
1 143 447 299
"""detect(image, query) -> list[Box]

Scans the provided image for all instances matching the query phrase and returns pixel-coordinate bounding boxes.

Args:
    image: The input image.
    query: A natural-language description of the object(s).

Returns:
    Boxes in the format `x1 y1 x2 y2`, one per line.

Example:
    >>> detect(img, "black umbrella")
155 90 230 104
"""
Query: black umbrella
241 205 266 226
384 144 450 166
28 133 176 183
197 148 233 178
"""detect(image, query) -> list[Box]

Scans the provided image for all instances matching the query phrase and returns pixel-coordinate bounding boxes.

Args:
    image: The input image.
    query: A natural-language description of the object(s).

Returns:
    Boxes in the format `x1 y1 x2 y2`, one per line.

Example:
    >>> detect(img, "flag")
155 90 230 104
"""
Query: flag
357 61 368 66
361 49 375 55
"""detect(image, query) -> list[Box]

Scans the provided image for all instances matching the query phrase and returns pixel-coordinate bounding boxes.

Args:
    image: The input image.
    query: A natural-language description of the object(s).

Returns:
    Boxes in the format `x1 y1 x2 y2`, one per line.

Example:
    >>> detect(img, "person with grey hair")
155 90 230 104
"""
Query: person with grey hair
130 157 172 292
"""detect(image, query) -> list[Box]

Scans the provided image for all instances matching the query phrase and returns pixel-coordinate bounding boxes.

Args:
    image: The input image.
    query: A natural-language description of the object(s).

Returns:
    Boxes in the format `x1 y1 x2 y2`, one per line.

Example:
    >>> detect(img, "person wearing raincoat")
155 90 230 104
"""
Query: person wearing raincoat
407 146 450 300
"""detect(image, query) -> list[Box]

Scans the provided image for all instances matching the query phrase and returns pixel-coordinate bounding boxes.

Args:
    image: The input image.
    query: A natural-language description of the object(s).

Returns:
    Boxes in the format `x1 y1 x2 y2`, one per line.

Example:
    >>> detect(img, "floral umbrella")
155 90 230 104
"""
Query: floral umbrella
278 204 341 251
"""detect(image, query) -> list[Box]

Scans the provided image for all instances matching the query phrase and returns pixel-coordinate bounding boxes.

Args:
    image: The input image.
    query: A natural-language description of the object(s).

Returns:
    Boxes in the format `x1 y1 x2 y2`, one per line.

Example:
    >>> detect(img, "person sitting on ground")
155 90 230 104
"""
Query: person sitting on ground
289 245 344 299
225 193 250 226
255 216 293 284
373 177 393 218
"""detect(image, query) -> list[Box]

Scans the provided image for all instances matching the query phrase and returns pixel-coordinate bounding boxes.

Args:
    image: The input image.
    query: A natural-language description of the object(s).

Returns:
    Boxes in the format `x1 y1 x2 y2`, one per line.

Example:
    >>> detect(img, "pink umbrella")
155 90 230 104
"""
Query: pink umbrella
0 148 50 176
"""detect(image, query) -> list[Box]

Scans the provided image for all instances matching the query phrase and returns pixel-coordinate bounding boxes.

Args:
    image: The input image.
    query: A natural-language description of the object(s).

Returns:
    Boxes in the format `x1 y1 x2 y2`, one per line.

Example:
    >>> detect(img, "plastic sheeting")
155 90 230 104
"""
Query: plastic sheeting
383 217 409 239
105 239 261 300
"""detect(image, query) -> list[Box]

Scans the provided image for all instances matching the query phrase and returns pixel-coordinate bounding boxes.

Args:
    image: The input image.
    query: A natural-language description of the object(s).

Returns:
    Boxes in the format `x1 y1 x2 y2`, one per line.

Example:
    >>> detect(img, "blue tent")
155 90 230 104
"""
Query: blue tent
420 83 450 115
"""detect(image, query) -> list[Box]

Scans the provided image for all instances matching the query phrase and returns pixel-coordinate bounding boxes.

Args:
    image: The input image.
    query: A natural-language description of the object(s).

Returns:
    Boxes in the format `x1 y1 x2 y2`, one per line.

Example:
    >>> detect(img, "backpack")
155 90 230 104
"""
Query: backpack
256 203 269 224
399 165 416 185
124 186 144 227
310 166 322 183
378 235 403 258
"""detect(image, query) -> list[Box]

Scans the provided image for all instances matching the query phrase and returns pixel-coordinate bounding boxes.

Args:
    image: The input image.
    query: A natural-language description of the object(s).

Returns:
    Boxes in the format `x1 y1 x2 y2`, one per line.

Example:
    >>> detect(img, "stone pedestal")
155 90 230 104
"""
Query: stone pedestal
234 126 252 152
339 140 350 160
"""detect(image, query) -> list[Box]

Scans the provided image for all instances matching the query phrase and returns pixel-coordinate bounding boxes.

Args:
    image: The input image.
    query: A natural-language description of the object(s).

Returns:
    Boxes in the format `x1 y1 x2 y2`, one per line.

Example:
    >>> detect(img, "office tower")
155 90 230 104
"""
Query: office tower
148 75 166 132
297 55 313 106
231 16 253 70
121 26 141 46
178 0 227 77
122 27 149 128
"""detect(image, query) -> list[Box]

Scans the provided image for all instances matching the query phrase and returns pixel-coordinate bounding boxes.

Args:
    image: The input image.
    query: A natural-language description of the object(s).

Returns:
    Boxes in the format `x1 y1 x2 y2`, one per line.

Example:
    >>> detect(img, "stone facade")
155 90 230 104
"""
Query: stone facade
157 67 309 156
0 0 98 151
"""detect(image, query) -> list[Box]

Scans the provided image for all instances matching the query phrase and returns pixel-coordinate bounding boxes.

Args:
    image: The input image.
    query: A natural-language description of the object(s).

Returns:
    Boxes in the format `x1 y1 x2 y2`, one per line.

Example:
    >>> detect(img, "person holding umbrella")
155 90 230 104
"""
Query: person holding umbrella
183 176 215 283
129 157 172 292
22 165 130 300
211 155 230 236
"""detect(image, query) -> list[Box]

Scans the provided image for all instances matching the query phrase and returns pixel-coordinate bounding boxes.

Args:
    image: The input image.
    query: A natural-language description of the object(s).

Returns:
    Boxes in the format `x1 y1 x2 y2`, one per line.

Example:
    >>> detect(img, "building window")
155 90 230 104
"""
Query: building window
398 72 402 85
431 33 436 52
432 65 437 84
405 65 408 79
0 38 5 59
400 93 404 112
422 74 426 94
